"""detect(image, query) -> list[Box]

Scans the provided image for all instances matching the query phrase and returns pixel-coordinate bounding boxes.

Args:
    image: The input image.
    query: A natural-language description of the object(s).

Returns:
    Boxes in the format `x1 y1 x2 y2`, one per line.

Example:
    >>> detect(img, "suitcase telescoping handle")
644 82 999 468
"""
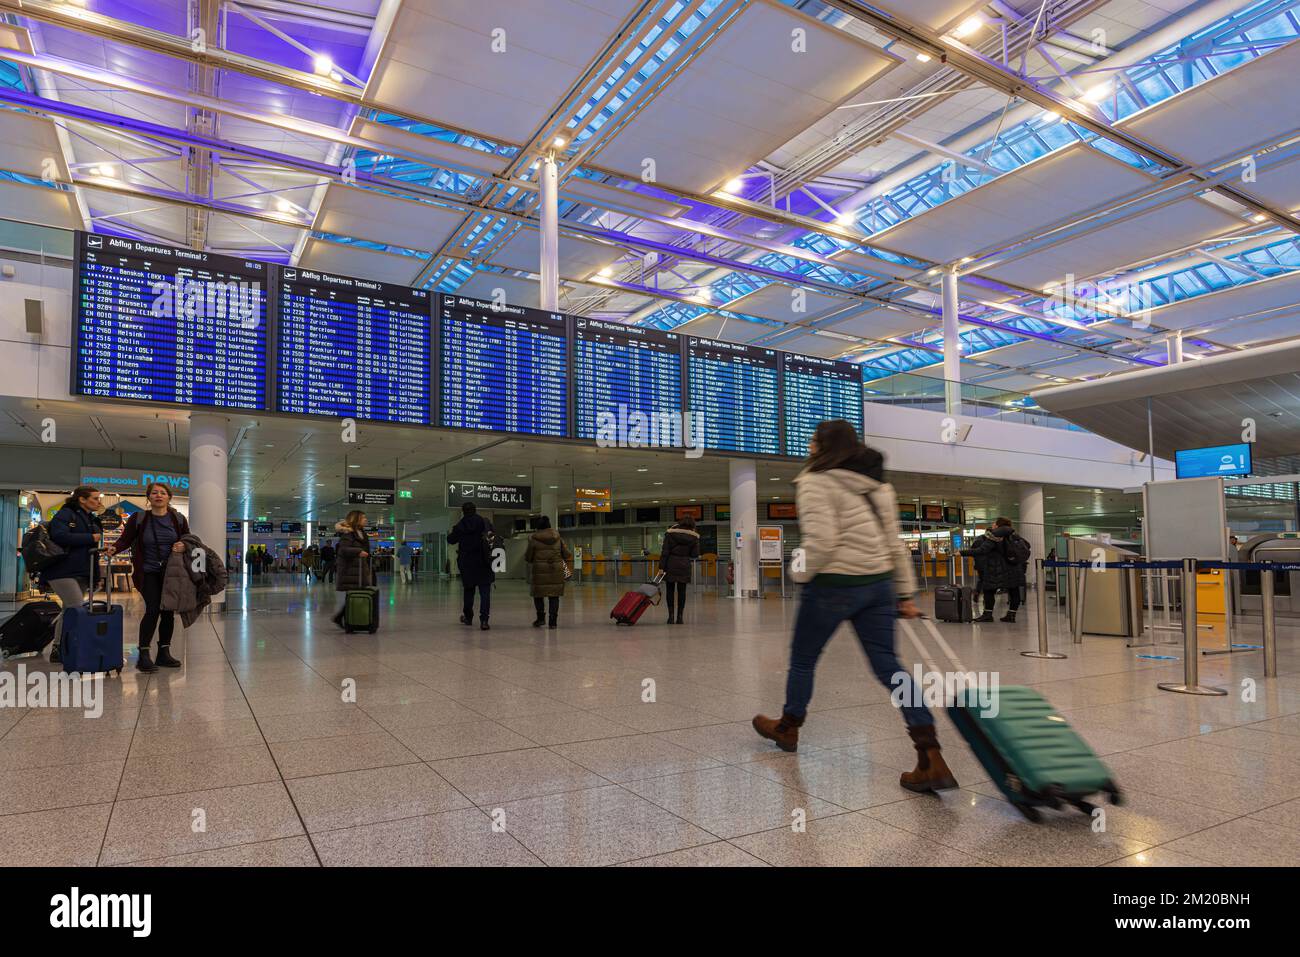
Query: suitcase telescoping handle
896 615 969 677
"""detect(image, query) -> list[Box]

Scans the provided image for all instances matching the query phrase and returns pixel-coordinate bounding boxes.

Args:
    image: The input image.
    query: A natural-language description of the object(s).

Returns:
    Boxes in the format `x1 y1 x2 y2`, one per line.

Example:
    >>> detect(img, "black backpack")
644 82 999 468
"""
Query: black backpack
1007 534 1031 565
21 523 64 573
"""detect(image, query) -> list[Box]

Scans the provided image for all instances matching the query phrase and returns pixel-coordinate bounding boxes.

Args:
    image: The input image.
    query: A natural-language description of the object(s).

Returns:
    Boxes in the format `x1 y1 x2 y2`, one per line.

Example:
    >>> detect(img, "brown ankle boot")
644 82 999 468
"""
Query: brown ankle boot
900 724 958 792
752 712 804 752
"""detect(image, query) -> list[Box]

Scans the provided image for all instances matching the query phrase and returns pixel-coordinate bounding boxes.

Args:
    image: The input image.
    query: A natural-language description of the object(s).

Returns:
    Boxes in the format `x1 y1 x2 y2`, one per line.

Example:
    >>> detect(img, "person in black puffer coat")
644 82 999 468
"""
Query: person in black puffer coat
659 516 700 624
43 485 105 656
331 511 373 629
447 502 496 630
966 516 1031 622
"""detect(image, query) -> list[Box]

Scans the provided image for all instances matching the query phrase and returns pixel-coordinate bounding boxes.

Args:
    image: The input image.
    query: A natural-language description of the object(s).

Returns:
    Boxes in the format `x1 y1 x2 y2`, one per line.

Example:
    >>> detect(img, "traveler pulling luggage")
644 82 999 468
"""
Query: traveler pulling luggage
611 571 664 626
897 615 1121 822
59 549 124 676
0 600 61 659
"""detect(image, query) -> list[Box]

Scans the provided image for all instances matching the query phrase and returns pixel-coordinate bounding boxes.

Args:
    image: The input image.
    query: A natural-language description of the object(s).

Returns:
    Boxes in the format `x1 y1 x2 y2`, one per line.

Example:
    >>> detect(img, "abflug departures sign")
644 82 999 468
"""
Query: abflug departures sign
70 230 886 460
72 232 266 410
447 481 532 510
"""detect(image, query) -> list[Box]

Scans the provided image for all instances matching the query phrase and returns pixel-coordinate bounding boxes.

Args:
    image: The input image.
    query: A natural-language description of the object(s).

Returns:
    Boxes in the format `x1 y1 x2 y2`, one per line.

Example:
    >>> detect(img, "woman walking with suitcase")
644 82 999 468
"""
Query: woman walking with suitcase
751 419 958 793
42 485 105 659
331 511 371 630
658 516 700 624
105 481 188 672
525 516 572 629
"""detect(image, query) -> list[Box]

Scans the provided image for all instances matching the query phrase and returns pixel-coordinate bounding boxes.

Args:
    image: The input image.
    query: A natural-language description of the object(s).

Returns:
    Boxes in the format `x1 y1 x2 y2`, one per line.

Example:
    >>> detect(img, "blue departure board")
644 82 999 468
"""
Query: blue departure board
276 267 431 424
439 295 568 437
72 233 266 409
781 352 864 454
686 336 780 455
574 317 681 440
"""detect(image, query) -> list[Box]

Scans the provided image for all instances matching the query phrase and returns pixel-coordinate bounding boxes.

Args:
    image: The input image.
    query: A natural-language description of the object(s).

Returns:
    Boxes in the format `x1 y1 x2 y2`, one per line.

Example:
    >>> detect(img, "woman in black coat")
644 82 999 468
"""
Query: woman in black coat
331 511 372 628
966 517 1029 623
43 486 106 648
659 516 700 625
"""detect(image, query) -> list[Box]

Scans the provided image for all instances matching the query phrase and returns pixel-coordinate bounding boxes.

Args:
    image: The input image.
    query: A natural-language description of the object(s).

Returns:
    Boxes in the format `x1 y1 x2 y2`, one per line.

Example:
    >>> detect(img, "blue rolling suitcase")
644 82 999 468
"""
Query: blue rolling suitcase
60 549 124 676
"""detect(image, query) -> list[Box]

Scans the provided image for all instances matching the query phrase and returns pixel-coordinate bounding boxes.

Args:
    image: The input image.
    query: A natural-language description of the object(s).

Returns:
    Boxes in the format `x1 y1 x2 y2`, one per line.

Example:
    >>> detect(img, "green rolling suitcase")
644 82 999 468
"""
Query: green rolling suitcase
344 558 378 634
899 616 1122 822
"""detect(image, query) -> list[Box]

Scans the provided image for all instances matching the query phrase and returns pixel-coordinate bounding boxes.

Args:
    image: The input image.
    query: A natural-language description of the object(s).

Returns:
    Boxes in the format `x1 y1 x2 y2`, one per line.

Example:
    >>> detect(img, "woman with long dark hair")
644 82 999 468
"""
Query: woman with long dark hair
659 514 700 624
106 481 188 672
331 511 371 628
752 419 958 793
42 485 105 655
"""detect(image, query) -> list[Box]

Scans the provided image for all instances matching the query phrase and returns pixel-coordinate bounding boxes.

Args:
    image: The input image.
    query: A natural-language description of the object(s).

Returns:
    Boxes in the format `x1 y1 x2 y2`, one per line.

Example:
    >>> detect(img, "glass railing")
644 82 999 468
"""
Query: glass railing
862 372 1083 431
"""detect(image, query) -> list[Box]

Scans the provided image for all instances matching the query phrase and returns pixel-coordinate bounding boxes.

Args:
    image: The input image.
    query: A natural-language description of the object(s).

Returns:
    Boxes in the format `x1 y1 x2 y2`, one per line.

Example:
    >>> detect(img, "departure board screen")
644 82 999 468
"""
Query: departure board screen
276 268 431 424
439 295 568 437
781 352 864 454
685 336 780 455
574 317 681 441
72 233 266 409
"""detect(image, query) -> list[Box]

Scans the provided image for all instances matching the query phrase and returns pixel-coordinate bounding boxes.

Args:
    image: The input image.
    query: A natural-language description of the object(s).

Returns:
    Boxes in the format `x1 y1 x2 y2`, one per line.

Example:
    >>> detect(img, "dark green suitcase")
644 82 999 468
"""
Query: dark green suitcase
344 587 378 634
949 685 1122 821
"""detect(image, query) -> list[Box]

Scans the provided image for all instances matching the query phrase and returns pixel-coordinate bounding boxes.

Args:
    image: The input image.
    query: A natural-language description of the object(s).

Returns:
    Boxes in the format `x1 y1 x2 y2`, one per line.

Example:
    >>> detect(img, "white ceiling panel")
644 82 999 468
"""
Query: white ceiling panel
1238 152 1300 213
589 0 899 193
79 188 187 244
298 237 425 285
723 283 857 323
676 312 777 343
313 184 465 252
366 0 642 144
0 110 70 181
1203 312 1300 347
1120 40 1300 164
763 331 853 358
818 305 924 341
967 372 1060 393
870 145 1155 264
455 272 568 310
484 226 624 279
1142 269 1300 332
1031 354 1135 379
0 181 80 230
869 1 988 33
561 176 689 218
982 197 1244 289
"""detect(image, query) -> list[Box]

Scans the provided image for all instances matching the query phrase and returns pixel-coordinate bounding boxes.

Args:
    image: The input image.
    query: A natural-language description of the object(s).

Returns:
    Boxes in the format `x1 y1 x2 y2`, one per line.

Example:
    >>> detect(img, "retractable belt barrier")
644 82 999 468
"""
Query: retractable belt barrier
1032 557 1285 690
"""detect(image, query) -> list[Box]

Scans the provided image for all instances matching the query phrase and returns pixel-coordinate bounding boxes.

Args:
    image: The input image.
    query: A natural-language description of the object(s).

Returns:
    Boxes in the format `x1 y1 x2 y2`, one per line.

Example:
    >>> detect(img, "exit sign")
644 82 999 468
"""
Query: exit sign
399 490 413 499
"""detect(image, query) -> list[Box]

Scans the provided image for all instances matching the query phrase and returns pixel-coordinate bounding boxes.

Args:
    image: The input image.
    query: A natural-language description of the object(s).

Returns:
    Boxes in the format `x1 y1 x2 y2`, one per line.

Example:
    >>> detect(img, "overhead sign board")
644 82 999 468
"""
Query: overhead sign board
80 467 190 494
446 481 532 510
575 486 612 513
347 475 396 506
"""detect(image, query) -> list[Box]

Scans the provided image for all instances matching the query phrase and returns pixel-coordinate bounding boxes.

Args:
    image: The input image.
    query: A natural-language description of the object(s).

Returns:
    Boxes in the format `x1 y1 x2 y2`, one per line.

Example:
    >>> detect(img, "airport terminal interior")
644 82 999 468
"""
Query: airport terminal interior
0 0 1299 870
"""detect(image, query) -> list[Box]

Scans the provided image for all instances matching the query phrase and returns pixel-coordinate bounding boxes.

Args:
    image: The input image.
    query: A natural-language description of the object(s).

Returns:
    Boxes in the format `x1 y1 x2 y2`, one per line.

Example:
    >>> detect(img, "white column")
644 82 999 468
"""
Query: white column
189 412 229 609
1166 331 1183 364
539 155 559 312
540 489 558 529
1019 483 1046 586
729 459 758 598
942 267 961 414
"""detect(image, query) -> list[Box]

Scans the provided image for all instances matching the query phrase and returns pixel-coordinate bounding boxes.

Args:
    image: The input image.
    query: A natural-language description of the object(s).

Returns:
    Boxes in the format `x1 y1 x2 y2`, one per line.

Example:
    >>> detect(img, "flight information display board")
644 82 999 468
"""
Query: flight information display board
685 336 780 455
781 352 864 454
573 317 681 441
438 295 568 437
72 233 266 409
276 267 431 424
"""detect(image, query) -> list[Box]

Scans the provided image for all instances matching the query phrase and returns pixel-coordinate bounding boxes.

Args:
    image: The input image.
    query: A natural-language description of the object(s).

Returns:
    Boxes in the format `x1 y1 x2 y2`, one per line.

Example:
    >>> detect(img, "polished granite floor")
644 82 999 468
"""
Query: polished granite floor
2 575 1298 867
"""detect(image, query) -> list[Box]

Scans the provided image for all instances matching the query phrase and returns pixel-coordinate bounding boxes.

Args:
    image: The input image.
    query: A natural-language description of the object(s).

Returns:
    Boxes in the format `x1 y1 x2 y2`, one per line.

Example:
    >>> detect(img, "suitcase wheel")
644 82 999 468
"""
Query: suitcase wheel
1014 803 1041 823
1105 783 1123 806
368 625 378 634
1070 798 1096 816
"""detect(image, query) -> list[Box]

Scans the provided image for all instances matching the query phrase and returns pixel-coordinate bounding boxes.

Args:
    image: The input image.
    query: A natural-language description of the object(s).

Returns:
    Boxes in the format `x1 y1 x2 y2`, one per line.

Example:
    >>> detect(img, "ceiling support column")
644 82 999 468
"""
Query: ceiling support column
539 154 559 312
942 267 961 415
1166 331 1184 364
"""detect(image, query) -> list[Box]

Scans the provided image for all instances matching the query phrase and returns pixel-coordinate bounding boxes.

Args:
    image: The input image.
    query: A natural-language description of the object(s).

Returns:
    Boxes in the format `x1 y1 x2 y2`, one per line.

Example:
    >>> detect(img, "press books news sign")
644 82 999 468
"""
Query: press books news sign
446 481 531 510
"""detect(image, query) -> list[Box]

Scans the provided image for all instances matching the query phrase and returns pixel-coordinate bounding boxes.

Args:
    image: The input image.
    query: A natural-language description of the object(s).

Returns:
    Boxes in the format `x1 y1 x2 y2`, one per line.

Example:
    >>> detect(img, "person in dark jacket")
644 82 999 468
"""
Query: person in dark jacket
659 516 700 624
43 485 105 653
331 511 372 629
106 482 188 672
525 516 572 629
447 502 495 630
319 542 336 583
966 516 1030 622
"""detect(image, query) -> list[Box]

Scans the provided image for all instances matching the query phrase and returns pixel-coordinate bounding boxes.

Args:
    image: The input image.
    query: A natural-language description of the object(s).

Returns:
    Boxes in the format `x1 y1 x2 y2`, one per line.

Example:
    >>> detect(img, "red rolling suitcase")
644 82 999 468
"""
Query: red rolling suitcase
611 572 663 625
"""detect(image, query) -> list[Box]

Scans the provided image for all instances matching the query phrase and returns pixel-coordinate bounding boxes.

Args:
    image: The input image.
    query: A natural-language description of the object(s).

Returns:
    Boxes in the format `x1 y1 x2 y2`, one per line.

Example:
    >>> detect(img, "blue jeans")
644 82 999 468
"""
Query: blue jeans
782 580 933 728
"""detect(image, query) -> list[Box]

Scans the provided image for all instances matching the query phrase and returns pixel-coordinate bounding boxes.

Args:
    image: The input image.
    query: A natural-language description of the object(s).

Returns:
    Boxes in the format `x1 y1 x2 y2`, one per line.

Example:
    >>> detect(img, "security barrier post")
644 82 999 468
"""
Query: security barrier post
1262 564 1277 678
1023 558 1067 659
1159 559 1227 696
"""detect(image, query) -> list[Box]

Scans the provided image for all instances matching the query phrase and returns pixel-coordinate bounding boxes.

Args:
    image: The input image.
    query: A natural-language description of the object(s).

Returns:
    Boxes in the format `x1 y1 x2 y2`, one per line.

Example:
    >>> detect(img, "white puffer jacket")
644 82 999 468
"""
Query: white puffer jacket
792 466 916 597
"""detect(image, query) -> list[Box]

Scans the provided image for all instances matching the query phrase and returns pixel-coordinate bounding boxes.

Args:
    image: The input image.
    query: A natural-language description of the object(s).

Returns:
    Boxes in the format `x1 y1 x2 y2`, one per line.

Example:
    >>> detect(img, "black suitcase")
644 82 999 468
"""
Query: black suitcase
0 600 61 659
933 584 973 623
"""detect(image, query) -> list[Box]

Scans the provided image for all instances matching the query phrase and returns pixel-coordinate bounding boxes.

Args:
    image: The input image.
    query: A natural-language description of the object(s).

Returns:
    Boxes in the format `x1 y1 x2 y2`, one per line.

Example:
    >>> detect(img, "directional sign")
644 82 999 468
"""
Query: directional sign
446 481 532 510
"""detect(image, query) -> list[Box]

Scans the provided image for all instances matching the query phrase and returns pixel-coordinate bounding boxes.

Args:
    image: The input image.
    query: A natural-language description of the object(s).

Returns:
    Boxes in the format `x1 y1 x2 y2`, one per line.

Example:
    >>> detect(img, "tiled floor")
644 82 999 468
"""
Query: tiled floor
2 576 1299 867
